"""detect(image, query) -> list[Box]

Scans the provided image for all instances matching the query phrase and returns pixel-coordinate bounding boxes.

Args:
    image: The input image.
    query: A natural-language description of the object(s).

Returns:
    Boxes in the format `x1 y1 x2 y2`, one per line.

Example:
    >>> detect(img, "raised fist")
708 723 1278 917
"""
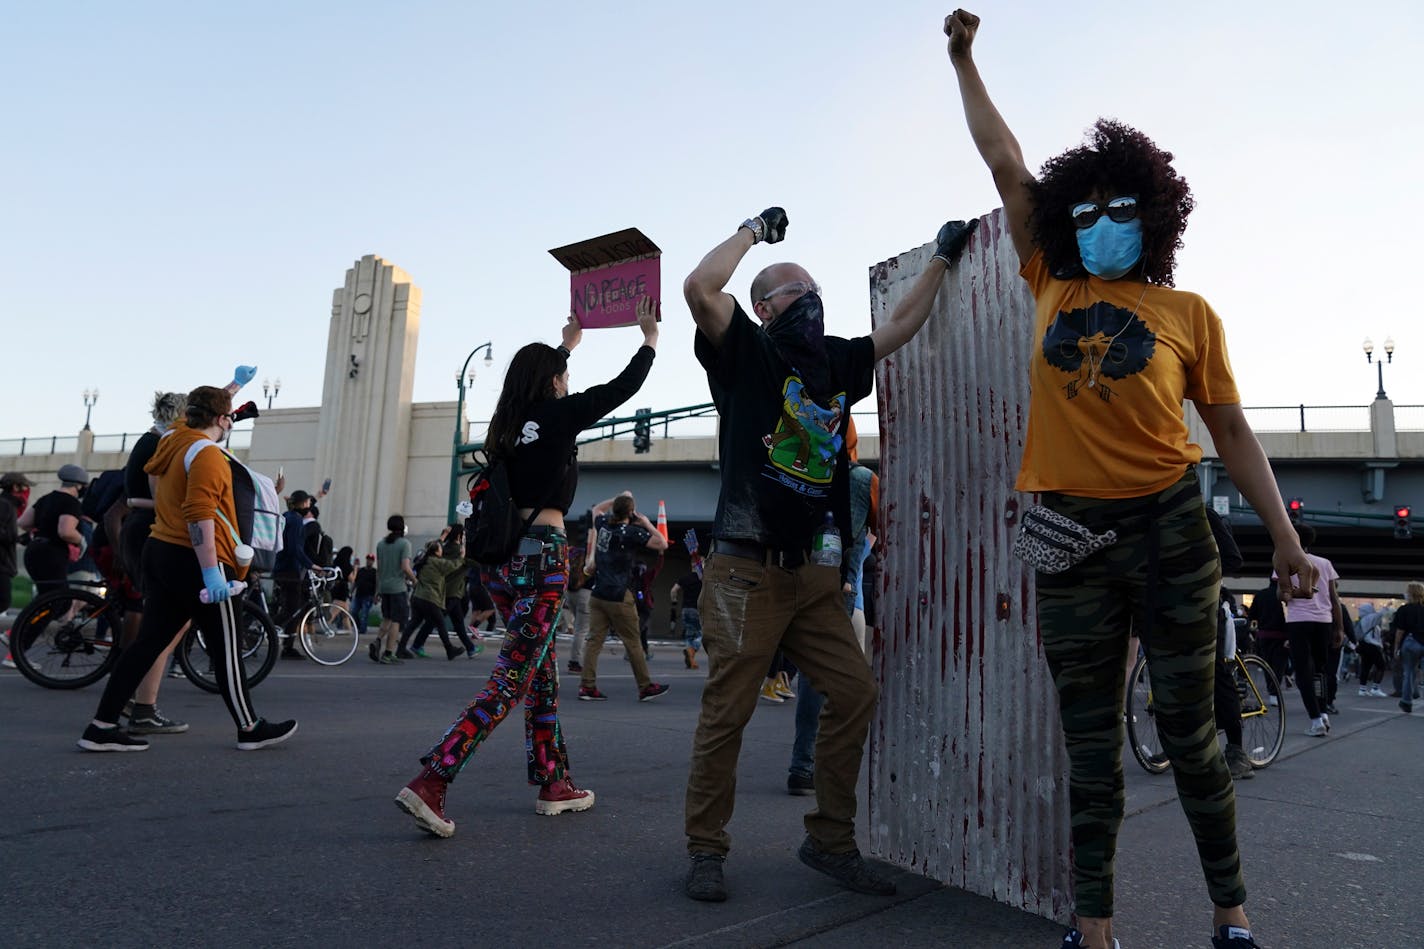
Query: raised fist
743 207 789 244
232 364 258 387
932 218 979 265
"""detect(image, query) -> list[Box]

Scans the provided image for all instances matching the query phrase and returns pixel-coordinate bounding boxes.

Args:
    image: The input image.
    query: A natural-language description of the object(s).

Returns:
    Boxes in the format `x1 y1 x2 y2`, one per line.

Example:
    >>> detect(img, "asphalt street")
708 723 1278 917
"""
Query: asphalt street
2 632 1420 949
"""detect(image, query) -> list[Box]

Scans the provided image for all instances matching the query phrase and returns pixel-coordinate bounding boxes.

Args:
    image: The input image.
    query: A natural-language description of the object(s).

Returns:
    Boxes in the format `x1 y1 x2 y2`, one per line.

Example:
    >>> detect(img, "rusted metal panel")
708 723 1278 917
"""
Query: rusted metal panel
867 209 1072 922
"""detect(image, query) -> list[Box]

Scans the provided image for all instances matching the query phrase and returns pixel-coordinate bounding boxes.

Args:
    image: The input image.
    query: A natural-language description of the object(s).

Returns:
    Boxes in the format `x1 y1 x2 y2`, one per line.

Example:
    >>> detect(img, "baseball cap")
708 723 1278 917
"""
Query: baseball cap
57 464 90 485
0 472 33 488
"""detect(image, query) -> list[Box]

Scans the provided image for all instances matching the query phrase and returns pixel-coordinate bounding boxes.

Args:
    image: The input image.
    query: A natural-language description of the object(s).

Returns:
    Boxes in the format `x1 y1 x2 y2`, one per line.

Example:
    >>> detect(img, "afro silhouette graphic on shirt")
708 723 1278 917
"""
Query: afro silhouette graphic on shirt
1042 300 1157 403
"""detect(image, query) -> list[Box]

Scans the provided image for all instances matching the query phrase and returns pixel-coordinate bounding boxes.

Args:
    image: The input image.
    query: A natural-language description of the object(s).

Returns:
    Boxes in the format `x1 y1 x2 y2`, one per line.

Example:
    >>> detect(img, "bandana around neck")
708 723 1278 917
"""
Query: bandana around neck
764 291 832 406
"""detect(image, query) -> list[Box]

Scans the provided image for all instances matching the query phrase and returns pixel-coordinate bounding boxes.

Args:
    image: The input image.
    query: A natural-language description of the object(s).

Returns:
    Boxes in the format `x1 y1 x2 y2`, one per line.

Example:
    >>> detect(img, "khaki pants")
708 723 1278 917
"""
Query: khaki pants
583 592 652 691
685 551 876 857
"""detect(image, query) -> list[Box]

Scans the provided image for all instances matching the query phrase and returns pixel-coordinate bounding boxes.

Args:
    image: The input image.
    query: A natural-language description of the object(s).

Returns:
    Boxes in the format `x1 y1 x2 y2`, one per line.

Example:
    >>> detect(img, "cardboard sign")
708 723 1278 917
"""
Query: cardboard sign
549 228 661 329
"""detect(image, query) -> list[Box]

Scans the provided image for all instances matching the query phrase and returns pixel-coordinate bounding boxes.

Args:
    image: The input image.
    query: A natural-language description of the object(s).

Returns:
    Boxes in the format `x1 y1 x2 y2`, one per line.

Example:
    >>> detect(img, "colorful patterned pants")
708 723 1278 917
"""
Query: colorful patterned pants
1036 470 1245 918
423 528 569 786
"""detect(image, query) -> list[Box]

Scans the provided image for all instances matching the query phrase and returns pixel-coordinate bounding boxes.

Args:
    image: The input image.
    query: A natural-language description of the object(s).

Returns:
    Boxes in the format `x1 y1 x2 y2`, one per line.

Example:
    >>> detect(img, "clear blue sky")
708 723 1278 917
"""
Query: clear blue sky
3 1 1421 438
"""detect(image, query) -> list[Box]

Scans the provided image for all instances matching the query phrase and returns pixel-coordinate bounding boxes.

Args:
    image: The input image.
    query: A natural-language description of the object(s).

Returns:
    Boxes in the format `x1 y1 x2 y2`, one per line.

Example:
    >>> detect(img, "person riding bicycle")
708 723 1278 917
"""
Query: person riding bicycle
77 385 298 753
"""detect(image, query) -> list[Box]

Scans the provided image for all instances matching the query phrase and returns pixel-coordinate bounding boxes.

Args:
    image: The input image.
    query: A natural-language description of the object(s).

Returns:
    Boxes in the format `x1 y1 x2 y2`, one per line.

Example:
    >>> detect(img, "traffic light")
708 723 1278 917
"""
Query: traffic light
1395 504 1413 540
633 407 652 454
1287 497 1304 524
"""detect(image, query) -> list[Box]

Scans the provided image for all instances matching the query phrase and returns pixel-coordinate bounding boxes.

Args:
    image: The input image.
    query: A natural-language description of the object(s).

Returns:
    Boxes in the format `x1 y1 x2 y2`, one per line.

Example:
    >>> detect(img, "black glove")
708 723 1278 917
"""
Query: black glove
743 207 789 244
932 218 979 265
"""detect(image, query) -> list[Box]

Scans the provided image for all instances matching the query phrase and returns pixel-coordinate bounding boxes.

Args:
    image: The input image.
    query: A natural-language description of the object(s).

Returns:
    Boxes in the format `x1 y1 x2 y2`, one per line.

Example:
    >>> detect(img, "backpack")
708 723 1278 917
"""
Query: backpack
463 450 536 565
316 532 334 568
183 439 284 572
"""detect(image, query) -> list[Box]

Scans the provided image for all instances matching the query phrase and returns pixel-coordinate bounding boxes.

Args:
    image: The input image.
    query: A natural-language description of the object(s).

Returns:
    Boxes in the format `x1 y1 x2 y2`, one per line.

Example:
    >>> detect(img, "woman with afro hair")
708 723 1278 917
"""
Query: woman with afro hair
947 10 1315 949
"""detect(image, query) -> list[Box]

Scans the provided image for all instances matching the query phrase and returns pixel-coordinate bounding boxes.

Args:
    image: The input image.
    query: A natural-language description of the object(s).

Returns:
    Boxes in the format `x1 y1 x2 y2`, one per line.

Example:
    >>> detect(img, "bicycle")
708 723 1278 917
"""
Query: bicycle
1126 648 1286 775
177 580 280 693
291 566 360 665
9 578 275 693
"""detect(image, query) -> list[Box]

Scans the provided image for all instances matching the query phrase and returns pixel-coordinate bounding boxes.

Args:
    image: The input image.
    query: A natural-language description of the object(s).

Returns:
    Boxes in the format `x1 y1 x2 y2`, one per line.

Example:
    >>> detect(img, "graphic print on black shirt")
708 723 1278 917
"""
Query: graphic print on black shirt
1042 300 1157 403
762 378 845 486
591 514 651 602
695 302 873 550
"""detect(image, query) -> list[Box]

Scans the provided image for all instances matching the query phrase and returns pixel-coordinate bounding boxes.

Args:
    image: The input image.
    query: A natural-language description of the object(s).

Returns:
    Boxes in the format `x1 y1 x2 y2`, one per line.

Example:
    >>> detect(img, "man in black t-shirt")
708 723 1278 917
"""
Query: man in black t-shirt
679 206 976 902
579 493 670 701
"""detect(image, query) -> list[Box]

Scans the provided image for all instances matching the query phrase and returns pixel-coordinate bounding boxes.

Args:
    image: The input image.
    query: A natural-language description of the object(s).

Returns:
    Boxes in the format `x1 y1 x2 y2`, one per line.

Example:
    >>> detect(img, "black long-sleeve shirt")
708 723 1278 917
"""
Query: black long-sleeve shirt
506 345 655 513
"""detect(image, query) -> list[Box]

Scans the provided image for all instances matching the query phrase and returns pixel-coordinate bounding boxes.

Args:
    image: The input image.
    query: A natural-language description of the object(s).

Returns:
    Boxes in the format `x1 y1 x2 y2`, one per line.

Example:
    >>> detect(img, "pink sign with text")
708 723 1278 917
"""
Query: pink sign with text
549 228 662 329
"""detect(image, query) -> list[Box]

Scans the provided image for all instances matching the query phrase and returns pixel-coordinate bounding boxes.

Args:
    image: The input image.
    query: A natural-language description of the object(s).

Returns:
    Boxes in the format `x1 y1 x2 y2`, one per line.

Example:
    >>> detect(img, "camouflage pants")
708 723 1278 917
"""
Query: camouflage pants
1036 470 1245 918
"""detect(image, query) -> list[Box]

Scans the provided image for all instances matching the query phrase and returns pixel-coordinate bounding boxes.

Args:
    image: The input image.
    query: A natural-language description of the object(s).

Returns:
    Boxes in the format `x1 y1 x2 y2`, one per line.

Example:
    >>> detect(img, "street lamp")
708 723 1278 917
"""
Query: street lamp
81 388 99 431
263 377 282 410
448 342 495 521
1363 336 1396 400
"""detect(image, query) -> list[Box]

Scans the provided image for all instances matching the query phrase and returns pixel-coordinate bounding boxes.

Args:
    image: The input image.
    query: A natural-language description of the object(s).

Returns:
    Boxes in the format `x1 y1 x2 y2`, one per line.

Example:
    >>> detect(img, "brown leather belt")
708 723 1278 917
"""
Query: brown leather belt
713 538 807 570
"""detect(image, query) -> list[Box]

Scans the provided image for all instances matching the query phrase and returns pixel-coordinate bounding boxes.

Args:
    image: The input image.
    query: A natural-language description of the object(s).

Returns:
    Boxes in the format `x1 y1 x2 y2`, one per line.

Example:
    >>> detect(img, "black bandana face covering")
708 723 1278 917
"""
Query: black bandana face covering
763 291 832 406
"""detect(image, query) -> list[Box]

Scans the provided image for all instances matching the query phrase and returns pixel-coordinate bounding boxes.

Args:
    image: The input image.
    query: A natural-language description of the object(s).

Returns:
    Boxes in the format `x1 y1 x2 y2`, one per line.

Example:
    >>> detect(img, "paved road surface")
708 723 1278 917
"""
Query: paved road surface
2 632 1419 948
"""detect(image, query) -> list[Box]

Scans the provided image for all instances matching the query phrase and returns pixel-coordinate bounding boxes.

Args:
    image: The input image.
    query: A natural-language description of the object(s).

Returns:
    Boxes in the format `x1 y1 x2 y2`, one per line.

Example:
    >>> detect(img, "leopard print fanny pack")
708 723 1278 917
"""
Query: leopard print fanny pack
1012 505 1119 575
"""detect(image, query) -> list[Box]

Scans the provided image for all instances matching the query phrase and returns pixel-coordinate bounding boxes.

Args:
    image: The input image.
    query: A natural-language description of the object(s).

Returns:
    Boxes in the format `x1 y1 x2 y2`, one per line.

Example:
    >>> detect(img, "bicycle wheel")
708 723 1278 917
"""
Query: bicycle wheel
1235 654 1285 768
299 604 360 665
8 588 121 689
1126 653 1171 775
178 599 279 694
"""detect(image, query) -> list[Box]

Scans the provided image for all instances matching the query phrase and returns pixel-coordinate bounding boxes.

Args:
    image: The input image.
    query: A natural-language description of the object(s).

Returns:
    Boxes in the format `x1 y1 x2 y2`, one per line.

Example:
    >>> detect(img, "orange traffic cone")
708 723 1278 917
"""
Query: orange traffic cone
656 500 669 543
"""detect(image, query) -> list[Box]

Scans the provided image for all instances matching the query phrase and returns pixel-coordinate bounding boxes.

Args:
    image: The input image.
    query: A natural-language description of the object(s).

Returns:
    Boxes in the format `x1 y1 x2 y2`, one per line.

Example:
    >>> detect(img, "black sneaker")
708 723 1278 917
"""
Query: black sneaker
1212 924 1261 948
685 853 727 902
368 642 381 663
787 771 815 796
796 836 896 896
236 718 299 751
77 723 149 753
567 660 583 673
128 708 190 735
638 682 670 702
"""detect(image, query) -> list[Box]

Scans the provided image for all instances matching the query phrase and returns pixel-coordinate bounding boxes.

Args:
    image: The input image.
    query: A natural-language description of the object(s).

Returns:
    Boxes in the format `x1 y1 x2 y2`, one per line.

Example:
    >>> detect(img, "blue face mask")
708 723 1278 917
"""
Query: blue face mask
1076 217 1143 280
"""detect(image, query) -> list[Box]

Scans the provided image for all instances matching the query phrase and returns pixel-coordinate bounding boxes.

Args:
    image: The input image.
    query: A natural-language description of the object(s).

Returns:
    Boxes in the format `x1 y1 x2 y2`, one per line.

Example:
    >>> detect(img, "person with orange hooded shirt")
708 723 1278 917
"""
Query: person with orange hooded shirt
77 385 298 752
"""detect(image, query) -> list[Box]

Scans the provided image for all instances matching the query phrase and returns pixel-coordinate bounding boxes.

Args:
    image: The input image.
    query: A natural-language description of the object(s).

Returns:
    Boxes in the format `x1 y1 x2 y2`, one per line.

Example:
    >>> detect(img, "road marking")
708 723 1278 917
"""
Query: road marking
1332 852 1382 862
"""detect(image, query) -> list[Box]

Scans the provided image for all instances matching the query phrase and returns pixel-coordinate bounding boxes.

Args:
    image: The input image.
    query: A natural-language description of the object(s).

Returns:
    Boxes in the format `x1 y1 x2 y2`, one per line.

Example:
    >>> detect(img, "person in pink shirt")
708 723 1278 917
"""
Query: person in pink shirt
1280 523 1342 736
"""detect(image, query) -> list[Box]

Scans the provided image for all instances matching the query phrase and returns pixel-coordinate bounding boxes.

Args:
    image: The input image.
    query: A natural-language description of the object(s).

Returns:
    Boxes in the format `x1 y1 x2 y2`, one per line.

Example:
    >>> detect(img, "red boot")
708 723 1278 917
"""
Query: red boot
535 776 596 816
395 767 455 837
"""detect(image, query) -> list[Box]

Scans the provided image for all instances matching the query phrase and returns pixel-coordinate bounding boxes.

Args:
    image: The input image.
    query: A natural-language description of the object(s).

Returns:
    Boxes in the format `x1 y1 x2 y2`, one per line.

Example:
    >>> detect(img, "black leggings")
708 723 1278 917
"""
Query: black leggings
94 539 258 729
1285 621 1331 719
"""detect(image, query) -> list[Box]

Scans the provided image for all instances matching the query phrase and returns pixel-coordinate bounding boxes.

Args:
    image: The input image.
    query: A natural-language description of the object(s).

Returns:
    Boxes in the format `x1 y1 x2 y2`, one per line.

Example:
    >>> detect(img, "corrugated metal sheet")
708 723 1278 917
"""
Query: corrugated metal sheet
866 209 1072 922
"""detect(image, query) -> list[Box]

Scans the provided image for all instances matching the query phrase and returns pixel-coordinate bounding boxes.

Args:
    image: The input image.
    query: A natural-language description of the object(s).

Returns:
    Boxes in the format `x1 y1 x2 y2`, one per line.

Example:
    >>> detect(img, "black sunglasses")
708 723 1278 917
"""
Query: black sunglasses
1070 195 1138 229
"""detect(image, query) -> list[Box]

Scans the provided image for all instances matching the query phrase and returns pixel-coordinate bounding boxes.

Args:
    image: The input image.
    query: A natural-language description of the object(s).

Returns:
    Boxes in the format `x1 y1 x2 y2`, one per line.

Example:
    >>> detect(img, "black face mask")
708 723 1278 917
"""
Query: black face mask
763 291 831 406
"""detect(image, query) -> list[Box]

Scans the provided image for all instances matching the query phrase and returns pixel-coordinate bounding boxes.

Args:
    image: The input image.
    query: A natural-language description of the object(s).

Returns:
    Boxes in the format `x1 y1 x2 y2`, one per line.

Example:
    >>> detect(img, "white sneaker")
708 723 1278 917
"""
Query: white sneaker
1305 720 1328 737
1359 686 1371 696
1370 686 1388 698
1322 713 1331 733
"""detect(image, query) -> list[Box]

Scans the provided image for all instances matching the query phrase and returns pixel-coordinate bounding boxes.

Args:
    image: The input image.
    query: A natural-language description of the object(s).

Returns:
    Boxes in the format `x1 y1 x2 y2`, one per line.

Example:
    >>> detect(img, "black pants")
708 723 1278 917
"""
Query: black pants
1285 621 1331 719
0 571 12 614
405 596 456 653
272 571 305 644
1256 633 1289 696
1358 641 1386 685
443 596 476 652
1213 658 1243 746
23 539 69 596
94 539 258 729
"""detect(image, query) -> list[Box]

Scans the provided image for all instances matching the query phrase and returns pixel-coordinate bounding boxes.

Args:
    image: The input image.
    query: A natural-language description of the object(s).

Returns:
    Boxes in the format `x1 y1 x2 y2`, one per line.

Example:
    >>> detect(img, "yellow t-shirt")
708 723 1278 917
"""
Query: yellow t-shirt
1016 250 1239 499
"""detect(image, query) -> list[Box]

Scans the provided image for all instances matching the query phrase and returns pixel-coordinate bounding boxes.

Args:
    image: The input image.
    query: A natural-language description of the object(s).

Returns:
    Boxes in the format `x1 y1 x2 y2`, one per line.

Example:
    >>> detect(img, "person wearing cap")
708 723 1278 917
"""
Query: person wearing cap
17 464 89 597
76 385 297 752
0 472 33 630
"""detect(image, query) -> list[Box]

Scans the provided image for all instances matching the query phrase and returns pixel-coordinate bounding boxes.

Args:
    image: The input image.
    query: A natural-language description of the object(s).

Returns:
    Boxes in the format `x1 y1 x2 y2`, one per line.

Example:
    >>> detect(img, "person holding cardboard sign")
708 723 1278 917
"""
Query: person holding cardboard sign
396 299 660 837
680 207 976 902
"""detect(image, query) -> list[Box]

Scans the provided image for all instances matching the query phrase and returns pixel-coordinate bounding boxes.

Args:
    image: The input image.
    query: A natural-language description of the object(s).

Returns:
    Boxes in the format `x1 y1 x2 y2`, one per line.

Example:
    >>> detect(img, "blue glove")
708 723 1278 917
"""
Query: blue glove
232 365 257 388
202 566 231 603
